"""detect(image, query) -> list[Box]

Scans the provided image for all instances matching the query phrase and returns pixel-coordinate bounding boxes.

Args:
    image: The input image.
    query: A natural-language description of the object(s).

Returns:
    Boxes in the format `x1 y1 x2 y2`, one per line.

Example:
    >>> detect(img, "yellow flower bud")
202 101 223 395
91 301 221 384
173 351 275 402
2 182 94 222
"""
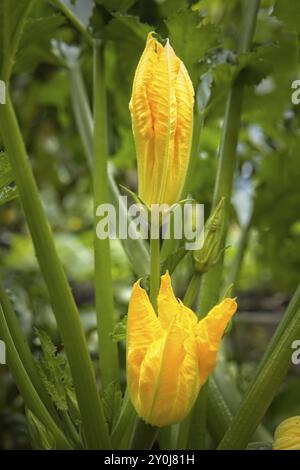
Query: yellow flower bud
126 272 237 427
273 416 300 450
129 32 194 207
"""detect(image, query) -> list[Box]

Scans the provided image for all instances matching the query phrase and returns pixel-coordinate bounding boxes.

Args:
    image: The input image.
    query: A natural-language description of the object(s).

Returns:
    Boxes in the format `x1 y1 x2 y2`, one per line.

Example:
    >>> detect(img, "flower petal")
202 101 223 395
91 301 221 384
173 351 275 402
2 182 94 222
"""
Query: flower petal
139 313 199 426
195 298 237 385
127 280 162 409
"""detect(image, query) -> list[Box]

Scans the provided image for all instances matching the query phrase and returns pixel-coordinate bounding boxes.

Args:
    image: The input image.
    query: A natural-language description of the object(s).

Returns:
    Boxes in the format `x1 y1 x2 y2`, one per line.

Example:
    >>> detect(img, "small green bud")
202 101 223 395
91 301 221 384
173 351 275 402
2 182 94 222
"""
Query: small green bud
193 197 226 273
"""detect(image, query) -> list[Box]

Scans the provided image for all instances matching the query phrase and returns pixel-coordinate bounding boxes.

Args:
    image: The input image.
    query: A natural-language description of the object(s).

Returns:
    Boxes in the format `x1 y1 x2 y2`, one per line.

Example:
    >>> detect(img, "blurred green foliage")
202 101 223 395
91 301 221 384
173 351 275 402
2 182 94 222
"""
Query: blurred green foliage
0 0 300 448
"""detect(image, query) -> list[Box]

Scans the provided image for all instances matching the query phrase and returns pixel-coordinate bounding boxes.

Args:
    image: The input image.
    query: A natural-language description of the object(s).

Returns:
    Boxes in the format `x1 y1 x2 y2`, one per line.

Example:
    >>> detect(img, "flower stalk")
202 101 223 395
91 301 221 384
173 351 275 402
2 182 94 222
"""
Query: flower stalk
93 40 120 389
218 286 300 449
0 95 110 449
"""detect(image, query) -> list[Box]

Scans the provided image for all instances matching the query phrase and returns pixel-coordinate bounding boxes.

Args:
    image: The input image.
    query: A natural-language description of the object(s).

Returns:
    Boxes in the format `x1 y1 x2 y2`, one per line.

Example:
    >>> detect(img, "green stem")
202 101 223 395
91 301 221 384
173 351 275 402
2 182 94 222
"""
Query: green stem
68 63 150 278
183 272 201 308
254 283 300 376
187 383 208 449
226 217 252 289
218 290 300 449
0 96 110 449
51 0 93 46
0 283 58 422
93 40 120 388
189 0 261 451
207 377 233 445
158 425 179 450
182 104 203 198
149 237 161 311
62 411 82 448
198 0 260 316
111 391 136 449
129 418 158 450
69 65 94 170
0 304 72 450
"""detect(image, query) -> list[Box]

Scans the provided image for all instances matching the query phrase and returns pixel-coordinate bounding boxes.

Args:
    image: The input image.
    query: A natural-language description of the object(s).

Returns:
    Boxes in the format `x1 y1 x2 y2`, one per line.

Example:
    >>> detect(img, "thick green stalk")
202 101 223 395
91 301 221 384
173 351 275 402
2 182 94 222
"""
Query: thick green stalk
0 96 110 449
93 41 120 388
207 377 233 444
111 391 136 449
0 283 57 421
218 292 300 449
69 64 94 170
182 272 201 309
254 283 300 375
68 64 150 278
226 218 252 289
197 85 244 315
158 425 179 450
198 0 260 315
190 0 261 450
182 105 203 198
0 304 71 450
130 418 158 450
187 383 208 449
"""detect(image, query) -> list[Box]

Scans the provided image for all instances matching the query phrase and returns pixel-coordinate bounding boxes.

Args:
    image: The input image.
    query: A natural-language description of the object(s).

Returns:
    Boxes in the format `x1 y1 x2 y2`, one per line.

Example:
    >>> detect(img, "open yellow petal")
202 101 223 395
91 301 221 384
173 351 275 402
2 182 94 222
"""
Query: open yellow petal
139 312 199 427
157 271 179 329
195 298 237 385
157 271 197 330
274 416 300 450
127 280 163 409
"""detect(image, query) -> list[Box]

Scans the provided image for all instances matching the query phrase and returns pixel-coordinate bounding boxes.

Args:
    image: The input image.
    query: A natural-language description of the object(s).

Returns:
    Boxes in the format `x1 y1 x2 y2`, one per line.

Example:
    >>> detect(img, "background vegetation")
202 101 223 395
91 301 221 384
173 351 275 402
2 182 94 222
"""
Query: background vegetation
0 0 300 449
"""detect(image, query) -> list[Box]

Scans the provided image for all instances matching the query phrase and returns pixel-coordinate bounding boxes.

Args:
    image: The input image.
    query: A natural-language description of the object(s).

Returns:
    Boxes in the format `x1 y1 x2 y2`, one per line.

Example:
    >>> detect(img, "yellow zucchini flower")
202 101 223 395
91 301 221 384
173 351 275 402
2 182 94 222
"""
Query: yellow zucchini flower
127 272 237 427
273 416 300 450
129 32 194 207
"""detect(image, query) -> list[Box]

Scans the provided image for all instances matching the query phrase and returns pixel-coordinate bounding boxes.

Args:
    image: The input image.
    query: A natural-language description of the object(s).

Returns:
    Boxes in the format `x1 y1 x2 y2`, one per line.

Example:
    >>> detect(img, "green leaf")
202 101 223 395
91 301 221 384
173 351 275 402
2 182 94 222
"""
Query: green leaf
158 0 188 18
104 14 152 126
111 315 127 342
202 45 274 121
273 0 300 33
26 409 56 450
96 0 137 13
101 383 123 433
0 0 35 78
37 330 75 412
165 8 219 86
15 15 65 73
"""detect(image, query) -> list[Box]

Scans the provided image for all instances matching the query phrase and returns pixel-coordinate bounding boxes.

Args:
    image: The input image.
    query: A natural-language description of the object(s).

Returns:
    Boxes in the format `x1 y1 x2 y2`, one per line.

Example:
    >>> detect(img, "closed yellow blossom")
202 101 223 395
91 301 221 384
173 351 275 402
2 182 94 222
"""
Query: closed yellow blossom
129 32 194 207
126 272 237 427
273 416 300 450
